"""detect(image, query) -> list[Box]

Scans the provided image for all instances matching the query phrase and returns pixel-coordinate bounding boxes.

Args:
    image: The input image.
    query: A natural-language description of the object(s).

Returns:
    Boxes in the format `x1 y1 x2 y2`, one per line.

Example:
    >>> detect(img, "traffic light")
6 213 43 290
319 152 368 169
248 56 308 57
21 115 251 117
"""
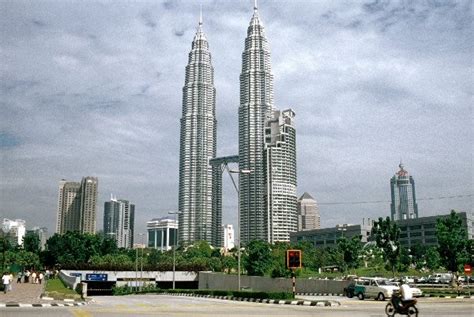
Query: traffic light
286 249 302 269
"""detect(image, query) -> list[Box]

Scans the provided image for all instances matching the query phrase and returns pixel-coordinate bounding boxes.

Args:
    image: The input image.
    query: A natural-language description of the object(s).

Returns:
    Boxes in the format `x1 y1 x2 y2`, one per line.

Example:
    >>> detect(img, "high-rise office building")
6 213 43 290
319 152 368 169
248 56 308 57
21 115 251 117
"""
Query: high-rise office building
178 13 217 246
390 162 418 221
56 176 98 234
297 192 320 231
238 3 275 244
265 109 297 242
239 3 297 244
103 195 135 248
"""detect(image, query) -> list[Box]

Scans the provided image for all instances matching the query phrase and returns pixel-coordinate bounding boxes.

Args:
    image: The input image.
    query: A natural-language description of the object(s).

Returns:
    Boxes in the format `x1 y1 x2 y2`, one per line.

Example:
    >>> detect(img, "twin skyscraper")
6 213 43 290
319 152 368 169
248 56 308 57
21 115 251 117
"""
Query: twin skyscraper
178 3 297 247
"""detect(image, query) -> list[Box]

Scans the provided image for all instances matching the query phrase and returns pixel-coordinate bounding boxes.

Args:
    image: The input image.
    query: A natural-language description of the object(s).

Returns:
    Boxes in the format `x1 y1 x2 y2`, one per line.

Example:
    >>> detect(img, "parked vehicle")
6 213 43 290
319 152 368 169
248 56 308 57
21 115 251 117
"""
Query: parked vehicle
356 278 399 301
409 286 423 297
427 273 452 284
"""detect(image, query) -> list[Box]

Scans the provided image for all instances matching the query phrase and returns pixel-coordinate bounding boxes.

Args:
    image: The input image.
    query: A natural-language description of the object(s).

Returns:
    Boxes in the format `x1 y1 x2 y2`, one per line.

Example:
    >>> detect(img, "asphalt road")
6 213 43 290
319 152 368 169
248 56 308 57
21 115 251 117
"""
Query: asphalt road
0 295 473 316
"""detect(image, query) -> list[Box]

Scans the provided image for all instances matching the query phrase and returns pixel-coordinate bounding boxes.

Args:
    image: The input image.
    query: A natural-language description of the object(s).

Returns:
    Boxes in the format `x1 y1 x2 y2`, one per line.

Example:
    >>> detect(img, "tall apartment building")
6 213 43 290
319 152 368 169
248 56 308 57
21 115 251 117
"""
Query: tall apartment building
147 217 178 251
27 227 48 250
103 195 135 248
178 13 217 246
239 4 297 244
56 176 98 234
390 162 418 221
265 109 297 242
297 192 320 231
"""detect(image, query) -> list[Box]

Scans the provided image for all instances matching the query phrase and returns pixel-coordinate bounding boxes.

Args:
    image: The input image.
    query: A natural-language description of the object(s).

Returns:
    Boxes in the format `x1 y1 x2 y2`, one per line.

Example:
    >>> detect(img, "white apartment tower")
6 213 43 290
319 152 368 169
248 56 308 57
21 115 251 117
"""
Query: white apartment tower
265 110 298 242
223 224 235 250
178 12 217 246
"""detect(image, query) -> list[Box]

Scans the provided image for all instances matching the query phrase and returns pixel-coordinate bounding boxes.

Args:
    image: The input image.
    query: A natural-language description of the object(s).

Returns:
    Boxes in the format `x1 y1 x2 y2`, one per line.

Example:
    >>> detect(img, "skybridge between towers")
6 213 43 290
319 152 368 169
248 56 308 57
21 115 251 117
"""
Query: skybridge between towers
210 155 239 247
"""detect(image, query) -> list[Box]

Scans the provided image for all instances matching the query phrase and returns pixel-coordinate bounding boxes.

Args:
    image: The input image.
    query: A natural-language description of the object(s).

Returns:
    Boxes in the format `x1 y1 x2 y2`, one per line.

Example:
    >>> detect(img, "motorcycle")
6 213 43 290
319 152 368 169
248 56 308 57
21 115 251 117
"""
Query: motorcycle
385 294 418 316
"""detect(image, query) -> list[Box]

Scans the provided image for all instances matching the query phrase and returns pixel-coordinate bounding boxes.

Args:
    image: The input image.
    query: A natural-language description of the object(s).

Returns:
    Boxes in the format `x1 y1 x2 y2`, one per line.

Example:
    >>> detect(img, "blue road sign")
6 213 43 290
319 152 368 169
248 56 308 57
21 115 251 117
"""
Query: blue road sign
85 273 108 281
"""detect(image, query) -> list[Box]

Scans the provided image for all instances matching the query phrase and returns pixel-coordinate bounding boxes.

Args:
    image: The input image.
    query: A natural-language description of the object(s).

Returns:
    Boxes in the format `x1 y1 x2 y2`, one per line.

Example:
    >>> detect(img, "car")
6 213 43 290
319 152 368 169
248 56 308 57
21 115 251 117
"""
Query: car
355 278 399 301
410 286 423 297
343 282 356 298
428 273 453 284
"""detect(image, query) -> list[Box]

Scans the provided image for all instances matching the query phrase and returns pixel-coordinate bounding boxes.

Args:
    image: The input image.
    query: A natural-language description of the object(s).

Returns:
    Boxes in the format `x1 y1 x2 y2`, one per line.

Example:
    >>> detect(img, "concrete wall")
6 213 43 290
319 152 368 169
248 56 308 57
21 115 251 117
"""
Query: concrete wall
59 270 81 290
198 272 350 294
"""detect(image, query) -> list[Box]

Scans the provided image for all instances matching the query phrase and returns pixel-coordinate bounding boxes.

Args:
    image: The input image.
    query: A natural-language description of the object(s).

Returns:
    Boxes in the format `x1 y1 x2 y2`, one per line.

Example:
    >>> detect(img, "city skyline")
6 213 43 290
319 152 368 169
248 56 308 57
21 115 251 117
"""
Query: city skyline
1 1 472 238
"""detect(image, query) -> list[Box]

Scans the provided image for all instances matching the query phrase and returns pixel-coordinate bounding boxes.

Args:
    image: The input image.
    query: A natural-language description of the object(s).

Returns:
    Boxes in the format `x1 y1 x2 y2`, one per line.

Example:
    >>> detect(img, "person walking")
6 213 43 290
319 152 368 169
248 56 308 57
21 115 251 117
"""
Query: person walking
25 270 30 283
39 272 44 284
2 272 9 294
31 271 37 284
17 271 23 283
8 273 13 291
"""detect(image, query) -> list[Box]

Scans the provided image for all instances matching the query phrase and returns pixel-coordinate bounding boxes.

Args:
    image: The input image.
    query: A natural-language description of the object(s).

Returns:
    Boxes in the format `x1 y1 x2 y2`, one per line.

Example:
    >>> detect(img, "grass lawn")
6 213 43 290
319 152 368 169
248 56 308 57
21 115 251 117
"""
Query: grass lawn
45 278 80 298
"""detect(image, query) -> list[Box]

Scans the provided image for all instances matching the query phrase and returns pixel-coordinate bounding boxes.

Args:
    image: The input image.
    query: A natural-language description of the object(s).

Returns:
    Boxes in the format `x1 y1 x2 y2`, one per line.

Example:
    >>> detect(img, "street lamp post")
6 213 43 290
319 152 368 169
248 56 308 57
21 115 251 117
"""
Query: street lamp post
228 168 251 291
168 211 182 290
139 233 145 291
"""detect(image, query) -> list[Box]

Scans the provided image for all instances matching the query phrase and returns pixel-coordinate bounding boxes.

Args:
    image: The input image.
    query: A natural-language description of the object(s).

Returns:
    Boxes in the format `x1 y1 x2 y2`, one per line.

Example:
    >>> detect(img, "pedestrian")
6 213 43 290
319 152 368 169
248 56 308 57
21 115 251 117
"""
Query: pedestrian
16 271 23 283
39 272 44 284
8 273 13 291
31 271 37 284
2 272 9 294
25 270 30 283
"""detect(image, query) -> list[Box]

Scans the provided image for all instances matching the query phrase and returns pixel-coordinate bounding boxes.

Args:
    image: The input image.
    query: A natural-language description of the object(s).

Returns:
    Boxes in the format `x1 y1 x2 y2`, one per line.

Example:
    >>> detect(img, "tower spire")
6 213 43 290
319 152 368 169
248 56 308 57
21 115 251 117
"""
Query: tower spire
199 4 203 26
254 0 258 11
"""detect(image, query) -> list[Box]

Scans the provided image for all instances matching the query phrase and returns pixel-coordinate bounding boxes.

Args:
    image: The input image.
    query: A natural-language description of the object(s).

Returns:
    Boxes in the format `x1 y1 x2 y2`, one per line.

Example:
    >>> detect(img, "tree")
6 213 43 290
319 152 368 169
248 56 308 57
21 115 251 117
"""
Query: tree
436 210 468 272
244 240 272 276
337 235 362 273
23 232 41 254
371 217 401 276
425 246 441 271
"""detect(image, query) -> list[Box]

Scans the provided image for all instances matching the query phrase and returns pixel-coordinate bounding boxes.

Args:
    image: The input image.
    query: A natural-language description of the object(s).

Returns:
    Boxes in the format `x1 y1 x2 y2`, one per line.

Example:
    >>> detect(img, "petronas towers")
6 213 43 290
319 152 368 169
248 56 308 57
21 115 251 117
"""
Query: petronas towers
178 3 297 247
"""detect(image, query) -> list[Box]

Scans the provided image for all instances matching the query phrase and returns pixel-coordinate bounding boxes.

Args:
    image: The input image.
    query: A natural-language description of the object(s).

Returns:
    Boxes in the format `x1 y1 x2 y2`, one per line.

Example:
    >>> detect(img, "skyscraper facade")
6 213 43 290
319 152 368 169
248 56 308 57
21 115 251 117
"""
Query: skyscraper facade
239 4 297 244
178 15 217 246
56 176 98 234
265 109 297 242
238 4 275 244
103 195 135 248
390 163 418 221
297 192 320 231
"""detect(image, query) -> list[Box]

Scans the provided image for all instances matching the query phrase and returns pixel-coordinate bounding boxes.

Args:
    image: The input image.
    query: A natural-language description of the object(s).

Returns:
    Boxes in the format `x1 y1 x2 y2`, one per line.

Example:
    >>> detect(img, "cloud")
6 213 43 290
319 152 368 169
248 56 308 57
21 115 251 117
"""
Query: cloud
0 0 471 239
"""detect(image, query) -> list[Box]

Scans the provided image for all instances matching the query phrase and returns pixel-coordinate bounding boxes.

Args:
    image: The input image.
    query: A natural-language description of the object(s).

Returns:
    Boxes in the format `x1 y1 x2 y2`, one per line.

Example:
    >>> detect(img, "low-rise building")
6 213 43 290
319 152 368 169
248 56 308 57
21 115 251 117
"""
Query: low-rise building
290 223 373 248
396 211 473 248
147 217 178 251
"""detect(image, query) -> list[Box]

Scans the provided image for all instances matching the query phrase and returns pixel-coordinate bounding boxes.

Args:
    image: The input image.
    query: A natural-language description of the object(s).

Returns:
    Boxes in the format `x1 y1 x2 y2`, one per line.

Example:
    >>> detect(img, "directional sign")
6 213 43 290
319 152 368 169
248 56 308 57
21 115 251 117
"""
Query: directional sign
465 264 472 276
85 273 108 281
70 272 82 279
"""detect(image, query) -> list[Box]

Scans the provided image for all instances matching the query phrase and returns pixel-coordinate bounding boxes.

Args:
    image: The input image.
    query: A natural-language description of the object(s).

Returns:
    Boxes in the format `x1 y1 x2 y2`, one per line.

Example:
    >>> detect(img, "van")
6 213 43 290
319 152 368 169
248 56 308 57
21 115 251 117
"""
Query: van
428 273 452 284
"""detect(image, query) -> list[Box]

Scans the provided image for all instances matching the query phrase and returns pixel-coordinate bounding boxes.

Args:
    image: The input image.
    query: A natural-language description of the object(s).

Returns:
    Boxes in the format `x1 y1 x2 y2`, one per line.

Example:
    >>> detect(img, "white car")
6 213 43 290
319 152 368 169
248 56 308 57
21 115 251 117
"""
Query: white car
357 278 399 301
410 286 423 297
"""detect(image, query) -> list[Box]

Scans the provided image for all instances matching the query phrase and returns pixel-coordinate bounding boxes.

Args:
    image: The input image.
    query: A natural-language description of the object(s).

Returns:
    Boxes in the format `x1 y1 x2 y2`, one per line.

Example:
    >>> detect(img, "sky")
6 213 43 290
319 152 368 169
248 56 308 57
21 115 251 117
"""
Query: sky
1 0 472 239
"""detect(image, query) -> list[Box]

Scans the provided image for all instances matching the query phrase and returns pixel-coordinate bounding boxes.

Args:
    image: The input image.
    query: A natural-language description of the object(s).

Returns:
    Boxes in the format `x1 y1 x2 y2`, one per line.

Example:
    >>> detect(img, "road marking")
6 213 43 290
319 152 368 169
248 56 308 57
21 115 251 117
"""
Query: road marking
72 309 93 317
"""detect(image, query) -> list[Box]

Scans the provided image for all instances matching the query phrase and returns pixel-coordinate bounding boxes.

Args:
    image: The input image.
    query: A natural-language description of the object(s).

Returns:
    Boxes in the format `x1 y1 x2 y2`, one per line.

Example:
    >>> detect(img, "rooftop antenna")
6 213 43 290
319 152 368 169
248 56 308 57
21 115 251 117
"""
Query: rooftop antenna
254 0 258 12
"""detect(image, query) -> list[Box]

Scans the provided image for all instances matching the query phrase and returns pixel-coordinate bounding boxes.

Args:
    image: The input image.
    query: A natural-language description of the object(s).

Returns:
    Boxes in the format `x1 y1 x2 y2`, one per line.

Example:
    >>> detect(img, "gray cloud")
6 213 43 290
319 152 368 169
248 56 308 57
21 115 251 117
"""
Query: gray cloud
0 0 471 238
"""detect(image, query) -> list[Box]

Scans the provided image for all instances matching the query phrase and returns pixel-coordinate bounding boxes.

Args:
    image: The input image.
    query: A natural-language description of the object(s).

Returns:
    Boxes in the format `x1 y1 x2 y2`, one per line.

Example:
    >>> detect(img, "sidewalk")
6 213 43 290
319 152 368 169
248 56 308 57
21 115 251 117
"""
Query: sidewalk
0 281 44 304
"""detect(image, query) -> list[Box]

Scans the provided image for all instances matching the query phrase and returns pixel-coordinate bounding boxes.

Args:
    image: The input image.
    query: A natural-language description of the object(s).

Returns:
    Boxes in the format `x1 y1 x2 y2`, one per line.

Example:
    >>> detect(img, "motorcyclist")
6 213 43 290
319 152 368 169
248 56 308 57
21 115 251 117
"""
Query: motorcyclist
392 283 412 309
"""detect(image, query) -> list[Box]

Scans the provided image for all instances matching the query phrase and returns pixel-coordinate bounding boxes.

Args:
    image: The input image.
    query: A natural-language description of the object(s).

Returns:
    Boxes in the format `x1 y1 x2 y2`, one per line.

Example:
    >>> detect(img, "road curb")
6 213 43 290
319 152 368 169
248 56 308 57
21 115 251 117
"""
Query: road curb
161 292 340 307
0 301 87 308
